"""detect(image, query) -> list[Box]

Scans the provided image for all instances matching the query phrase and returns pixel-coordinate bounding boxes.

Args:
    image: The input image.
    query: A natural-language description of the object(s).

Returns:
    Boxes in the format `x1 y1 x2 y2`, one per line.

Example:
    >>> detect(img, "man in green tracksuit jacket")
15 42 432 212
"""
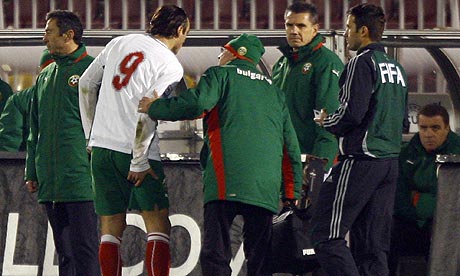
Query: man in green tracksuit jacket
272 1 344 170
138 33 303 276
25 10 99 276
0 87 34 151
0 78 13 115
0 50 53 152
389 104 460 275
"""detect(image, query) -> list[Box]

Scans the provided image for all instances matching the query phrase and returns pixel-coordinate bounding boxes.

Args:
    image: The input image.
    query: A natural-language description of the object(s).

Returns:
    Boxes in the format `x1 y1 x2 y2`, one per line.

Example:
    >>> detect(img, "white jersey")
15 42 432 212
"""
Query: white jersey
79 34 183 172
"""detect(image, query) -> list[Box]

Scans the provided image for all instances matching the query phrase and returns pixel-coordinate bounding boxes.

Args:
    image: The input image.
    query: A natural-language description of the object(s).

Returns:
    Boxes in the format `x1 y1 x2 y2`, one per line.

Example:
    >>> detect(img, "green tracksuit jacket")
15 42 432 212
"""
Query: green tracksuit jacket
272 34 344 169
0 87 34 151
394 131 460 227
148 59 303 213
26 45 94 203
0 78 13 115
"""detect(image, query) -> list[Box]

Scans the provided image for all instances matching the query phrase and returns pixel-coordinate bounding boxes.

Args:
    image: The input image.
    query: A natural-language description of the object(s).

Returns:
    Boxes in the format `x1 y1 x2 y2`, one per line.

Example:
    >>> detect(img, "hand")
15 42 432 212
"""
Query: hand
86 139 92 154
127 168 158 187
313 108 328 127
282 198 298 208
26 180 38 193
138 90 159 113
280 198 298 214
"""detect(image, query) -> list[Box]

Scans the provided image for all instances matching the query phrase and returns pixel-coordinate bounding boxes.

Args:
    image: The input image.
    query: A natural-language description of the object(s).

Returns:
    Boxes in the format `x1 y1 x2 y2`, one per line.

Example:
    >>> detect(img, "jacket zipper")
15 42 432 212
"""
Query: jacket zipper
52 66 59 200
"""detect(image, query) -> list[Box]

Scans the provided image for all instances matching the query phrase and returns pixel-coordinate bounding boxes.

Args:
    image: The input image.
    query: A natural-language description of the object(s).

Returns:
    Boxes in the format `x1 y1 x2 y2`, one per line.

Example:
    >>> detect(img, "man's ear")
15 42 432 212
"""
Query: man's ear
177 24 187 37
64 30 75 41
312 23 319 36
360 25 369 38
181 25 186 35
173 26 181 37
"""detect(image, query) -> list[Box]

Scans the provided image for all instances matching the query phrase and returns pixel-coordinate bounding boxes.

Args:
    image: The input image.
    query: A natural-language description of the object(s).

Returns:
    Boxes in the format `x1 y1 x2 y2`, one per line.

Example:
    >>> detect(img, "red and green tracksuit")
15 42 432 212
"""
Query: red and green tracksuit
148 59 303 214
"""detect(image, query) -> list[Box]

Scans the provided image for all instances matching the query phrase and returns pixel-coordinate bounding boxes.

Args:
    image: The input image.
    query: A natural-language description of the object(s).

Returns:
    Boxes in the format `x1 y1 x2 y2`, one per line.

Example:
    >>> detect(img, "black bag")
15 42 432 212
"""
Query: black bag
262 155 326 274
263 207 320 274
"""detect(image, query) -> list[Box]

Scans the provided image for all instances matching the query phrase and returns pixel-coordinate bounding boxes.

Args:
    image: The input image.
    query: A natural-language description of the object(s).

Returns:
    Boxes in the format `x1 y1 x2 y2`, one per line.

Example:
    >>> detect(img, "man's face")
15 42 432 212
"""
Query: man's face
344 15 362 51
171 20 190 55
418 114 450 152
284 11 318 50
43 18 67 55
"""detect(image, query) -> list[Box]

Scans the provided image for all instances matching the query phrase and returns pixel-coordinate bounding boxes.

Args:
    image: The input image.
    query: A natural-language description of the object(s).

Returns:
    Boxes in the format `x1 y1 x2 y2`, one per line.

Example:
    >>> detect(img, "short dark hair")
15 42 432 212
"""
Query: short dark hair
418 103 450 126
347 4 385 41
46 10 83 44
148 5 189 38
285 1 318 24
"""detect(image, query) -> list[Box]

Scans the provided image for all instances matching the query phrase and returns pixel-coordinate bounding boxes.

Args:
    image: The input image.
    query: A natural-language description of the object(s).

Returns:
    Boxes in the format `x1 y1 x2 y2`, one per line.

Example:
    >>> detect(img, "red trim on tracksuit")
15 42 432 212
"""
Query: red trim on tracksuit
282 146 295 199
39 59 54 71
412 191 421 207
313 42 324 51
292 42 322 62
206 107 226 200
74 51 88 64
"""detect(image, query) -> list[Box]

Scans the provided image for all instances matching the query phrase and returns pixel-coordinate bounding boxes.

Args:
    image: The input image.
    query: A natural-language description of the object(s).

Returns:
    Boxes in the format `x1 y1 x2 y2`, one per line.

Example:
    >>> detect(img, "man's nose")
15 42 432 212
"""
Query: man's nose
424 129 435 137
287 26 297 33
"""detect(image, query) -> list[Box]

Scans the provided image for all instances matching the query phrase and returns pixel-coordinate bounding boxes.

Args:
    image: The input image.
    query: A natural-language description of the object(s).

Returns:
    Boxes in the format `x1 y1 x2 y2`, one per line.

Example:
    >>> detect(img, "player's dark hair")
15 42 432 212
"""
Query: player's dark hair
418 103 450 126
285 1 318 24
347 4 385 41
46 10 83 44
148 5 189 38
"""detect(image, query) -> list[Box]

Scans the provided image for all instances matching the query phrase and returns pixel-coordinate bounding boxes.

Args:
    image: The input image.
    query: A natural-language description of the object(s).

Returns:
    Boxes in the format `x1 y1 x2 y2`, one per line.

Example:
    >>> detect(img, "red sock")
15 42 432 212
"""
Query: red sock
99 234 122 276
145 232 170 276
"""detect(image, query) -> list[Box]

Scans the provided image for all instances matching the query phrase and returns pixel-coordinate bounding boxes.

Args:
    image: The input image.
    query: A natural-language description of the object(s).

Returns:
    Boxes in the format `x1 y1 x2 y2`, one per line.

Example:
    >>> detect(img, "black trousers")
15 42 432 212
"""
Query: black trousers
311 158 398 276
200 201 273 276
388 216 431 276
44 201 100 276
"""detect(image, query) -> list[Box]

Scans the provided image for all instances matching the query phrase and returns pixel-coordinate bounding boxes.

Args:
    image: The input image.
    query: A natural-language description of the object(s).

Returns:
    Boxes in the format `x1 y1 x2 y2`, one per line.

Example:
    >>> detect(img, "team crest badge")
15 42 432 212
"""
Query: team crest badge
68 75 80 87
302 63 313 74
237 46 247 56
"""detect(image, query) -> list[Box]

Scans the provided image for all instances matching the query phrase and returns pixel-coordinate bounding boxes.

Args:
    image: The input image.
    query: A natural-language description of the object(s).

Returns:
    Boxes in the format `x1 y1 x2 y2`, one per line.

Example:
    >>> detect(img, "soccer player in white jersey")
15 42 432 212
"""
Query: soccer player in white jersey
79 5 189 276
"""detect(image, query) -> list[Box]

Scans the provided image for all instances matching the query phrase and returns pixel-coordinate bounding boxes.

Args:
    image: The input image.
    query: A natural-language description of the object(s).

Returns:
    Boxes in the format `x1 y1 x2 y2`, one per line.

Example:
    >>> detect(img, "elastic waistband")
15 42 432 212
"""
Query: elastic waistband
338 155 398 161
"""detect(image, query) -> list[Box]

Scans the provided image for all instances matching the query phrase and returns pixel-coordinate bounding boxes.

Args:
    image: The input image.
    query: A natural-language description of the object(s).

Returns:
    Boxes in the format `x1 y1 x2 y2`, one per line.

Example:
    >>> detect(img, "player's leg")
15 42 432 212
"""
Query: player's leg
91 147 133 276
132 159 170 276
99 213 126 276
141 208 171 276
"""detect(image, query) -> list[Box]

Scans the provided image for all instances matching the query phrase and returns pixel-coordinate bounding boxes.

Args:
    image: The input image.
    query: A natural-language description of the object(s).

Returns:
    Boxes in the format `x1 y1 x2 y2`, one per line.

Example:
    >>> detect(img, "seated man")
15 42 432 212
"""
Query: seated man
389 103 460 275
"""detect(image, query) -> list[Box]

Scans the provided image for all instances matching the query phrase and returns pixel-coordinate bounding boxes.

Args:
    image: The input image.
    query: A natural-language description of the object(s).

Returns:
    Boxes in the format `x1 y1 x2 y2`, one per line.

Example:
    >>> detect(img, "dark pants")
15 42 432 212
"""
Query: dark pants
200 201 273 276
388 216 431 276
44 201 100 276
311 158 398 276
